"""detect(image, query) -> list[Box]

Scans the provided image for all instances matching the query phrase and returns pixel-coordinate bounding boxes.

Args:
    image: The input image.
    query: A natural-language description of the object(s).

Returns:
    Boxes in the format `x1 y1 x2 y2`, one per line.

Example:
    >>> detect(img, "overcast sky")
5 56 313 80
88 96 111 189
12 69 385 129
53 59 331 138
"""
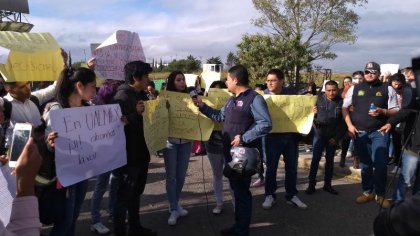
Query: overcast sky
25 0 420 73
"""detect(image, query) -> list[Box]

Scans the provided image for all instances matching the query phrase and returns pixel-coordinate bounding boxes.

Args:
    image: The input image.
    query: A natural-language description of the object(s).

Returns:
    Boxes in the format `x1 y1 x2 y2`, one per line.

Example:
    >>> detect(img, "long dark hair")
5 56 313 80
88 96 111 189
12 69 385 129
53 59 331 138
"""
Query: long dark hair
166 71 187 93
55 67 96 108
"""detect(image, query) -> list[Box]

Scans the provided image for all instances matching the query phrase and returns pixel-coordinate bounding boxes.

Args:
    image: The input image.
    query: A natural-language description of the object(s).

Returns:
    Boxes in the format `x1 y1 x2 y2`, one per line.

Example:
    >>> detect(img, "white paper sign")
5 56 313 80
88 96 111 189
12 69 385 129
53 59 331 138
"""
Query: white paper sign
184 74 198 87
50 104 127 187
93 30 146 81
380 64 399 76
0 165 16 225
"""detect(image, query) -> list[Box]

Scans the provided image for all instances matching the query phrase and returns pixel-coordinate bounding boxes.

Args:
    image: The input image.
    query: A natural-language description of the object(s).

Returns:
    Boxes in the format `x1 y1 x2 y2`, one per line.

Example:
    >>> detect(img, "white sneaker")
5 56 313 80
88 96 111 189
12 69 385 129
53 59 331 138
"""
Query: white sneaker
304 144 311 153
177 205 189 217
286 195 308 210
346 151 352 158
90 222 110 234
168 210 179 226
212 205 223 215
262 195 276 209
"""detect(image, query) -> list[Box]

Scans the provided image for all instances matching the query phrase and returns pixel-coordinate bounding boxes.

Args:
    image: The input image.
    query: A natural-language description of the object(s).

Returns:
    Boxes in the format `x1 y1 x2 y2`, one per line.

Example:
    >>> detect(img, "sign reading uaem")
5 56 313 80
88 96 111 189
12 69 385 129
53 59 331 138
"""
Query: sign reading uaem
93 30 146 81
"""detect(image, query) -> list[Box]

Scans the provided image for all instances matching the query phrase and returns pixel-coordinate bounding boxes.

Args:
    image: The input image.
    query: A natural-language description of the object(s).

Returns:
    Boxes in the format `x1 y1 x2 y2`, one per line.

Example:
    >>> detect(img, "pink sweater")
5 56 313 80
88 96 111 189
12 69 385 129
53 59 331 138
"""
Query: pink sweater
1 196 41 236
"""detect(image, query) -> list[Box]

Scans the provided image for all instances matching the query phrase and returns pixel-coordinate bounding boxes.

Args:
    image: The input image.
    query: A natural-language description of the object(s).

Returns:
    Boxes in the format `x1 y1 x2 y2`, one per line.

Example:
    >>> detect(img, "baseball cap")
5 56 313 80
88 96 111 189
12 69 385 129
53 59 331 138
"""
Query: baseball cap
364 62 380 73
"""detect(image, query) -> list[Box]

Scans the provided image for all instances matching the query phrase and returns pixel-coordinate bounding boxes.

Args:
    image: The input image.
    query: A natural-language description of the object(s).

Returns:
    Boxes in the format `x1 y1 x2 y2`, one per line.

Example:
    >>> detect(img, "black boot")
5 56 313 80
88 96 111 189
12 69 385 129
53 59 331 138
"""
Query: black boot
305 183 316 195
323 184 338 195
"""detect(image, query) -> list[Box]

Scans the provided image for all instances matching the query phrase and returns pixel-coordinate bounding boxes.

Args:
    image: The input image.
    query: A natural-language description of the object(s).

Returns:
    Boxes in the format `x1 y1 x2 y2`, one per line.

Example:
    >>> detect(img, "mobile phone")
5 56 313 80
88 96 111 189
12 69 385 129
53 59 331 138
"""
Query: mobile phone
8 123 32 168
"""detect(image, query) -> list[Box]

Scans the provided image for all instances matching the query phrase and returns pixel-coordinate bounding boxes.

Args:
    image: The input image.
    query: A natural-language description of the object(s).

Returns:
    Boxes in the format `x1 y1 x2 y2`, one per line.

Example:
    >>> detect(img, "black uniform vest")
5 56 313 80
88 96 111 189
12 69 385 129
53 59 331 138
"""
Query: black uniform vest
351 81 389 132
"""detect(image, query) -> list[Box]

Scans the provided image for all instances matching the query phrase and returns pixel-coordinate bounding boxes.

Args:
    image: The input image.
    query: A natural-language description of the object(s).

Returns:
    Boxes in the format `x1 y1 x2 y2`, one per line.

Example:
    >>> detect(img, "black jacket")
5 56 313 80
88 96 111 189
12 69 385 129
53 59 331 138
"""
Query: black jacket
313 94 346 142
112 84 150 166
387 108 420 154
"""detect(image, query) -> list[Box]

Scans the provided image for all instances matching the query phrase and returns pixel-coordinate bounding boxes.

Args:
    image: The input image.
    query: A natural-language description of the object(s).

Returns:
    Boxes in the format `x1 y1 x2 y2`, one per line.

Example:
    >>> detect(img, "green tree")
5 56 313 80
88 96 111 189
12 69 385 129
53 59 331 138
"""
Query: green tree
206 56 222 64
251 0 366 82
237 34 311 85
225 52 239 68
167 55 201 73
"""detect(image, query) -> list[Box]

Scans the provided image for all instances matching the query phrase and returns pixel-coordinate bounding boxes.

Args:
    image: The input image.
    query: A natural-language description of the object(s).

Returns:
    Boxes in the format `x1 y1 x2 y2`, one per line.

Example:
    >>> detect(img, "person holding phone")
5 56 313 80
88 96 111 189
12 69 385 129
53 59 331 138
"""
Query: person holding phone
44 67 97 236
0 137 42 236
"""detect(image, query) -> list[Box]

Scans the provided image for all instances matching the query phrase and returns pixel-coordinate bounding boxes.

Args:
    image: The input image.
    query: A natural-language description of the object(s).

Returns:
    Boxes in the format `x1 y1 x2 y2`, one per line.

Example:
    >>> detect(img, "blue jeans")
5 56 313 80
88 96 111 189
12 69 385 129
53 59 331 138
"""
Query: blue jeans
354 131 389 196
230 176 252 236
392 150 420 202
163 141 193 211
263 133 299 200
90 171 119 224
308 132 336 184
50 180 88 236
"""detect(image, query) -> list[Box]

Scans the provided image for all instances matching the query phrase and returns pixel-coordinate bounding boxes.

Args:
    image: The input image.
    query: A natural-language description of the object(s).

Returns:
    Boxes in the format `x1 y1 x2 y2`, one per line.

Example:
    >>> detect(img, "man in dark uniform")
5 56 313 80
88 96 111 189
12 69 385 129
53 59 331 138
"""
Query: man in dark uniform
342 61 398 209
193 65 272 236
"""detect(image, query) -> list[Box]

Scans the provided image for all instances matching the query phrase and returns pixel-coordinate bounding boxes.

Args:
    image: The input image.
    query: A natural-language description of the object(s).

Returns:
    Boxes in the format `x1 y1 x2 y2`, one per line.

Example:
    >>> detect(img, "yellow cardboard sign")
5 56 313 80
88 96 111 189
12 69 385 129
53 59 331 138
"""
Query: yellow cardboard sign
143 99 169 154
264 95 316 134
0 32 63 82
206 88 233 131
160 91 214 141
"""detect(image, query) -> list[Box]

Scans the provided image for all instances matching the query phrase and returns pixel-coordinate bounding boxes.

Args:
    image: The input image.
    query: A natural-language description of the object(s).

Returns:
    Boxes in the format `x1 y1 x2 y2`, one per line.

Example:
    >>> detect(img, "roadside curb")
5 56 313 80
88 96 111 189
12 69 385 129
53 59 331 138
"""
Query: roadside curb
298 155 362 182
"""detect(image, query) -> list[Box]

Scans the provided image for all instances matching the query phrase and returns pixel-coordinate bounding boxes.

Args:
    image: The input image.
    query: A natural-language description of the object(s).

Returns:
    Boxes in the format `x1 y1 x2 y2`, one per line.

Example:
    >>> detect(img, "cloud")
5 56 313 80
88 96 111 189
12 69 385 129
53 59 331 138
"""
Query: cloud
22 0 420 71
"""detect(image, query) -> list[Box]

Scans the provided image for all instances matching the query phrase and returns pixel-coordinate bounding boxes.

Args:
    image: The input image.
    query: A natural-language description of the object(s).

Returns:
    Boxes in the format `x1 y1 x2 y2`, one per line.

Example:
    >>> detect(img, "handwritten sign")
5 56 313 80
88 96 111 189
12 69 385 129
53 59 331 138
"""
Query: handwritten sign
0 32 63 82
50 104 127 187
160 91 214 141
264 95 316 134
143 99 169 154
93 30 146 81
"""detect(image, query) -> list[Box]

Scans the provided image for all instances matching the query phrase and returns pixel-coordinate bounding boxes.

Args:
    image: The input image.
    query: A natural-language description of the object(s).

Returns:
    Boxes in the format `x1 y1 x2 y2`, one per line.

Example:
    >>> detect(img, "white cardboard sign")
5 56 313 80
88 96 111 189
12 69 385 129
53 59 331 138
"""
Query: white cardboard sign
50 104 127 187
93 30 146 81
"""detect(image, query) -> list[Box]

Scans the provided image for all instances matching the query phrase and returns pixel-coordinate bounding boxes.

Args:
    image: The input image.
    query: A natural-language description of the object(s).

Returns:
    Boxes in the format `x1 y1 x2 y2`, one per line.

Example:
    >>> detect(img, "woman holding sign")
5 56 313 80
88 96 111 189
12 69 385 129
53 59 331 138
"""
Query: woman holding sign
164 71 194 226
44 67 97 236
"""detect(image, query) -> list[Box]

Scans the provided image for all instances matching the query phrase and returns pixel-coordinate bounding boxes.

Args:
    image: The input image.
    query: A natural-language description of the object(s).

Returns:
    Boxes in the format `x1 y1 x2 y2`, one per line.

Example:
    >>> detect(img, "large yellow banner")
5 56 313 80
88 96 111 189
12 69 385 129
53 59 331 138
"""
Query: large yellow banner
142 91 317 149
143 99 169 154
265 95 316 134
0 32 63 82
160 91 214 141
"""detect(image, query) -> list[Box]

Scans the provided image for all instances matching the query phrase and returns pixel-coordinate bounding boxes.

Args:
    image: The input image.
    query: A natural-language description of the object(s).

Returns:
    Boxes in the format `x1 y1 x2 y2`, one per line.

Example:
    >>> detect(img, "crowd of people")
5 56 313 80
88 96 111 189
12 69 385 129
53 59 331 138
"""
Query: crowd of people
0 56 420 236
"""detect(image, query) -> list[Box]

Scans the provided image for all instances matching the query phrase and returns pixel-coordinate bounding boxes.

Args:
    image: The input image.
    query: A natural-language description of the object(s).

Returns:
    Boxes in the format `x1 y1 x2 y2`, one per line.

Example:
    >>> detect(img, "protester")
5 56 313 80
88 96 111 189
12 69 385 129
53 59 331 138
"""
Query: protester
342 61 398 209
89 79 124 234
305 80 346 195
112 61 157 236
261 69 308 210
339 76 353 167
193 65 272 236
146 80 159 100
163 71 193 226
44 67 97 236
204 80 229 215
378 91 420 203
0 137 42 236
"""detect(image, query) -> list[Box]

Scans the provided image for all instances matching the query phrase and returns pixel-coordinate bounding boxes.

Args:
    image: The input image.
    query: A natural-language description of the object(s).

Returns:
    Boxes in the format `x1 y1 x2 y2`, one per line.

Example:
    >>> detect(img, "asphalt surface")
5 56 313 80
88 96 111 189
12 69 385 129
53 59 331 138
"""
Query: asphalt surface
42 146 393 236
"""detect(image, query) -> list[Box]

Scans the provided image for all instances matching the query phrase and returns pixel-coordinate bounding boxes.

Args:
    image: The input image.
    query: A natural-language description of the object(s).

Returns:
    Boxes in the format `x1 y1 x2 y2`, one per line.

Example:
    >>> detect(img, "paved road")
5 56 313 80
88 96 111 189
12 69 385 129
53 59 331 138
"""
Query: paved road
42 148 387 236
